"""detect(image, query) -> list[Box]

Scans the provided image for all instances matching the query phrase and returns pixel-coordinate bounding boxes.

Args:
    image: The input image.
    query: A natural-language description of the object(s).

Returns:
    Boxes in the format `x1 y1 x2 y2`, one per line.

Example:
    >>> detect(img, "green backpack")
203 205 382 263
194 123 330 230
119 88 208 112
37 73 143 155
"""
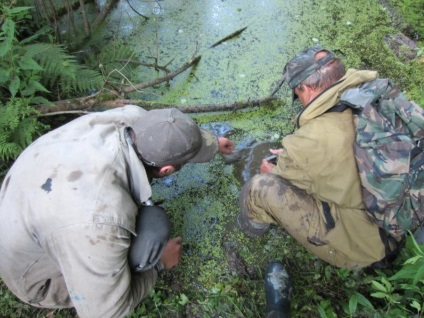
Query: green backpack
335 78 424 240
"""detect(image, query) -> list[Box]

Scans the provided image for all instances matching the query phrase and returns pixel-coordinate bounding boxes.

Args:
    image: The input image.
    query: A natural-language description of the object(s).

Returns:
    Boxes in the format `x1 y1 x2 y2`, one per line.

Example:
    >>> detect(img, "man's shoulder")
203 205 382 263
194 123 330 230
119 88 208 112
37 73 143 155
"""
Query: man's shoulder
284 112 354 153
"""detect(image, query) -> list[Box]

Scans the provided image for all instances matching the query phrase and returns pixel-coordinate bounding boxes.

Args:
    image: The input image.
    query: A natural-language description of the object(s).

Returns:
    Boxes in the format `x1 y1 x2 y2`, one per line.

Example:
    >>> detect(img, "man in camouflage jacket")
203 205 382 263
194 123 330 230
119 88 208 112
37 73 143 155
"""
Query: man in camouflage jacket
238 46 398 269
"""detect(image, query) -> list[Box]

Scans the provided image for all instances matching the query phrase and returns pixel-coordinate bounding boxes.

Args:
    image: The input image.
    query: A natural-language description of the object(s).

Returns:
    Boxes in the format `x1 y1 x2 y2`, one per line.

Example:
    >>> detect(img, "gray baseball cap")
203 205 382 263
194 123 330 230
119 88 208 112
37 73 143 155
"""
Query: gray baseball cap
132 108 218 167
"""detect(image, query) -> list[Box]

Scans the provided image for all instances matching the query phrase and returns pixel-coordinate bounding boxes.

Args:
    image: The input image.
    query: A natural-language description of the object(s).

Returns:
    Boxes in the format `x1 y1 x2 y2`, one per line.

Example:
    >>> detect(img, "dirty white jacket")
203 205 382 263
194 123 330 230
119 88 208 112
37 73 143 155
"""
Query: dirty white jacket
0 105 201 317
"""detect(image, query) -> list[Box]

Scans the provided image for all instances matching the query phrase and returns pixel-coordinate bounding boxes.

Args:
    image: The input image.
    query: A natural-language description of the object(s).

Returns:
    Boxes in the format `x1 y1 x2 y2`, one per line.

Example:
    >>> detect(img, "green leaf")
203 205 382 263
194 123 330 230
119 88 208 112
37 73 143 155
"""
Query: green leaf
178 293 189 305
31 96 53 105
21 80 50 96
20 26 51 45
354 292 374 309
413 264 424 284
0 19 14 58
0 68 12 83
10 7 32 14
348 293 358 314
19 56 43 71
317 306 327 318
370 292 388 299
390 265 420 281
410 300 421 312
404 255 422 265
9 76 21 97
371 280 387 292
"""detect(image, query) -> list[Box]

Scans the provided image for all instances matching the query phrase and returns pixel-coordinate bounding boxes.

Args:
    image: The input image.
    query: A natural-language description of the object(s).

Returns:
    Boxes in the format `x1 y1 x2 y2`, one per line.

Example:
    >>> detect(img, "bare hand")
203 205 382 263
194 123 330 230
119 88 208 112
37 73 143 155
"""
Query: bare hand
160 237 182 269
269 148 283 156
260 148 283 173
218 137 235 155
260 159 275 173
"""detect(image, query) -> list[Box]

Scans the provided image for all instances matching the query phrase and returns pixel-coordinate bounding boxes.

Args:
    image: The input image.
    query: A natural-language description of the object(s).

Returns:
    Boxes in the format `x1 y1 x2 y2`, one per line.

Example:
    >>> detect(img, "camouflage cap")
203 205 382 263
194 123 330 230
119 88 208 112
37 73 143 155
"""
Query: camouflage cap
283 45 335 89
131 108 218 167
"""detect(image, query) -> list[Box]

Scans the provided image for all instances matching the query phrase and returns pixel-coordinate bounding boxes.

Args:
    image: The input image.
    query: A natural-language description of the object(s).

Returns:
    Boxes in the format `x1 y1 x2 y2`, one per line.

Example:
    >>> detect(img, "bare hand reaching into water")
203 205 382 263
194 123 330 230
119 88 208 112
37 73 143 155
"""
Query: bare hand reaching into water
160 237 182 270
218 137 235 154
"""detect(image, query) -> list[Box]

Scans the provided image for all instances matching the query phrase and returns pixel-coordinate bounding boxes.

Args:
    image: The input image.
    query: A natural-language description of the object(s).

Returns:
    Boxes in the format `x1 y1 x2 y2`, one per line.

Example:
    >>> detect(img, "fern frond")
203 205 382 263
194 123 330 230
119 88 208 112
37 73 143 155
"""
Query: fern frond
0 142 22 162
88 42 138 79
59 67 104 95
20 43 103 96
0 99 46 161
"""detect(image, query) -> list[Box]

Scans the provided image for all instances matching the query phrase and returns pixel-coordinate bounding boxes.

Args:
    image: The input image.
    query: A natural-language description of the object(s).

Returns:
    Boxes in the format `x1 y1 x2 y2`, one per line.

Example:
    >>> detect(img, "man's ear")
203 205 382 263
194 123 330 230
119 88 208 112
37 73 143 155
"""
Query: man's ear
158 165 176 177
296 84 317 106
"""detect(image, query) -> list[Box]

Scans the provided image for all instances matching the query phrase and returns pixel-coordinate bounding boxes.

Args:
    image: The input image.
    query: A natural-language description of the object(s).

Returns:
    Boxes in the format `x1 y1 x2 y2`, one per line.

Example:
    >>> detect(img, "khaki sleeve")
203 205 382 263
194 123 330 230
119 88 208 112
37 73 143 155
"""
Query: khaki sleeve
273 142 314 193
47 223 157 318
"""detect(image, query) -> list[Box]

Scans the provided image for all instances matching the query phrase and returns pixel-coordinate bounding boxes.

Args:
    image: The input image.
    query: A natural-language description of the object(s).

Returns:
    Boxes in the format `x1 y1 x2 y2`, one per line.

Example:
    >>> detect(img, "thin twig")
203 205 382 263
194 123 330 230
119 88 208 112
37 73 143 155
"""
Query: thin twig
35 110 90 117
269 76 286 97
210 27 247 48
125 0 149 19
115 59 171 74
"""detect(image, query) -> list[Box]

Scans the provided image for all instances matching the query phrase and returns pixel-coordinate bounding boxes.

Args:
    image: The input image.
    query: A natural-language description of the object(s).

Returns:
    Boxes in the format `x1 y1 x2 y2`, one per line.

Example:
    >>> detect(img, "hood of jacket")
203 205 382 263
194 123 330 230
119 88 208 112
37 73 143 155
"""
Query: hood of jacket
296 69 378 128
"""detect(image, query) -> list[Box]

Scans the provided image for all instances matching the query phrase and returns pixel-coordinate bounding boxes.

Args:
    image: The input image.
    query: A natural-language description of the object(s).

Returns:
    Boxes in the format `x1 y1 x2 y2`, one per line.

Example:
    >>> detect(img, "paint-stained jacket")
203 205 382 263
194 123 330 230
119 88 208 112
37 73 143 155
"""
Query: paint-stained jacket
274 69 378 235
0 105 217 318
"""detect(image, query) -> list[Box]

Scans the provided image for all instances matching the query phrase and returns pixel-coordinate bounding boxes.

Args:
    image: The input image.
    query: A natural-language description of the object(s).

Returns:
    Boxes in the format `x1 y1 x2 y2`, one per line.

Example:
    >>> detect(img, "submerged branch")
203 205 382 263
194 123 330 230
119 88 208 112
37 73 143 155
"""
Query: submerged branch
210 27 247 48
116 59 171 73
122 55 201 93
92 0 119 29
35 53 202 114
34 43 285 115
99 95 276 113
125 0 149 19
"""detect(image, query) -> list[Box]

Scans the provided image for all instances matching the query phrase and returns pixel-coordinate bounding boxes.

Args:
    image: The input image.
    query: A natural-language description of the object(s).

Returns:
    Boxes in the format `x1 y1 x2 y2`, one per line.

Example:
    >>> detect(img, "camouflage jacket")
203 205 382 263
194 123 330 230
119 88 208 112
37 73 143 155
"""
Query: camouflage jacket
273 69 378 227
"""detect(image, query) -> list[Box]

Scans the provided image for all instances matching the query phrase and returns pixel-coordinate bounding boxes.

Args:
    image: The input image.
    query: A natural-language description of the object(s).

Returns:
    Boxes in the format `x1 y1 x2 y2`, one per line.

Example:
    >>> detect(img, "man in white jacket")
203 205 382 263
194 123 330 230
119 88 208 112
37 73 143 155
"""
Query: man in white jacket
0 105 234 317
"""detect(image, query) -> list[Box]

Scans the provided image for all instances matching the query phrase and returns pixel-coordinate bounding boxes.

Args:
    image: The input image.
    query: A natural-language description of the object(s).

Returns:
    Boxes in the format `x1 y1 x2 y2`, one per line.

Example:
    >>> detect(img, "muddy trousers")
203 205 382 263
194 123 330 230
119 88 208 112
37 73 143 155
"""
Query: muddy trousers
239 173 388 269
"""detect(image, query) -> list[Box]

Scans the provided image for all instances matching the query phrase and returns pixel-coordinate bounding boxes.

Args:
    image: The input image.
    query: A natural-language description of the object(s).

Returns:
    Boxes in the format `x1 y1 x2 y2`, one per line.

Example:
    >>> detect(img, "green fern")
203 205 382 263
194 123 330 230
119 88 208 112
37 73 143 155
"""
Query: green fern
28 43 104 96
0 99 46 161
84 42 139 84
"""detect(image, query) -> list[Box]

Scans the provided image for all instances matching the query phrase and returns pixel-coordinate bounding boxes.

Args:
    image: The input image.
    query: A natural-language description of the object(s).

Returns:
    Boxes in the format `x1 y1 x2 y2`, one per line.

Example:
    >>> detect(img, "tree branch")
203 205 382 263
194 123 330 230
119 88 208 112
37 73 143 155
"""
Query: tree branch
122 55 201 93
92 0 119 29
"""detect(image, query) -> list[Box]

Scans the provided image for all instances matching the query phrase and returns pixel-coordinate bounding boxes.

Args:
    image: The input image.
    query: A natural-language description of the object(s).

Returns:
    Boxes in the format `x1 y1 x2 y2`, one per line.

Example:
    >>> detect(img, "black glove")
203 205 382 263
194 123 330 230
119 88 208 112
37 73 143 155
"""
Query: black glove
128 205 171 272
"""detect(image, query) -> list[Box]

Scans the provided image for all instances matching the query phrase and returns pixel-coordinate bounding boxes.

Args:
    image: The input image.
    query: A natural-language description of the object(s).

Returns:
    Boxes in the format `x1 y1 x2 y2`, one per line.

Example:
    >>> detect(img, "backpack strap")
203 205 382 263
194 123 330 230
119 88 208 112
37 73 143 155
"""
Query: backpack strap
370 229 405 269
321 201 335 229
411 139 424 159
325 100 361 114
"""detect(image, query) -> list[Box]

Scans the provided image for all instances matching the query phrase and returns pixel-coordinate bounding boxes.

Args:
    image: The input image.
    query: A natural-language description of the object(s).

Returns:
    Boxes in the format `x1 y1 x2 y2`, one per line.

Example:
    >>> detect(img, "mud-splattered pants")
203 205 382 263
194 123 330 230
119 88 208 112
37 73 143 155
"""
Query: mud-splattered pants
239 173 388 269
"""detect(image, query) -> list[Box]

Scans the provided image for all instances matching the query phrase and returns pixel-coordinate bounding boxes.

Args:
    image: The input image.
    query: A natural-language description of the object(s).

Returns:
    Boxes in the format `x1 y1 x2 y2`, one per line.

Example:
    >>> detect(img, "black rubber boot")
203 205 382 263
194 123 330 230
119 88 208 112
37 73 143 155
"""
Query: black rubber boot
414 225 424 244
265 261 292 318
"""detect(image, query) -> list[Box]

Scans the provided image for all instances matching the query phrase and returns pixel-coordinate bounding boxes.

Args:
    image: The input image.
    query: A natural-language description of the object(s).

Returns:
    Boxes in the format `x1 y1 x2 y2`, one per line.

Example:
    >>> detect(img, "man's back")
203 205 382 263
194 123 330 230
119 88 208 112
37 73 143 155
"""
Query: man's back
0 106 152 316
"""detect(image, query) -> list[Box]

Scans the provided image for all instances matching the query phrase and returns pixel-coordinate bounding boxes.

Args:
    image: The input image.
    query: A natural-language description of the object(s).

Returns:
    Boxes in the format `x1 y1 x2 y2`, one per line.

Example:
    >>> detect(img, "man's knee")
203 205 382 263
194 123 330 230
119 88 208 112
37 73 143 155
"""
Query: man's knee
238 174 296 236
238 176 271 237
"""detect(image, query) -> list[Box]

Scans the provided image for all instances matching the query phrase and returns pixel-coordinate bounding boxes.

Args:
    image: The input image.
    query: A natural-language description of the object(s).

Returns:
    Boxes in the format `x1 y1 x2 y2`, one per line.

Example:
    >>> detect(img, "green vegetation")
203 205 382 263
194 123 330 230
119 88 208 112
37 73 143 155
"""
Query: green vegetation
376 0 424 105
0 4 104 168
385 0 424 39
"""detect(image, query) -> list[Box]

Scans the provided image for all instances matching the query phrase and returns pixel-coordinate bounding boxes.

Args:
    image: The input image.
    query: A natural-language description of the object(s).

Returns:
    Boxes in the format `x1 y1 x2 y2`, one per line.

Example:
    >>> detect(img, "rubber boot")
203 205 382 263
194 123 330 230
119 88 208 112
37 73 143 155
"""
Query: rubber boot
265 261 292 318
414 225 424 244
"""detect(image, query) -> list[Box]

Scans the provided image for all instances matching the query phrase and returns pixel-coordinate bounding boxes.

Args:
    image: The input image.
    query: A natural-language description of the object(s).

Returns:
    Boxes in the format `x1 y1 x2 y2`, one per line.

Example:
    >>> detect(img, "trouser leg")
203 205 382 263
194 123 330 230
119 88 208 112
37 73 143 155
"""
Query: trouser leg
239 173 387 268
